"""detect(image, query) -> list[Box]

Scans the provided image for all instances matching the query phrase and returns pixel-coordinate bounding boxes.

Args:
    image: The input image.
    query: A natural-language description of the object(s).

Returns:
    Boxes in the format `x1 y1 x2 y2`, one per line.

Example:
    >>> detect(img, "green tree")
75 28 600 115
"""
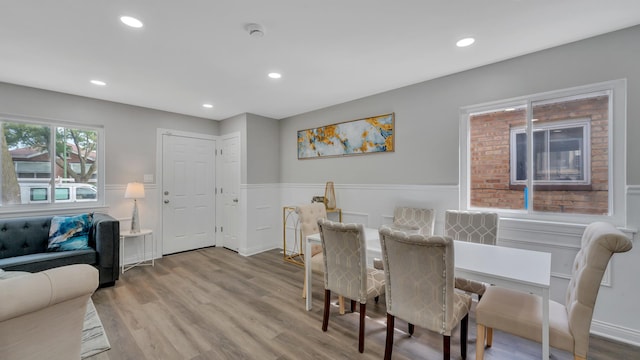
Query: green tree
1 123 21 204
3 122 97 184
56 128 97 183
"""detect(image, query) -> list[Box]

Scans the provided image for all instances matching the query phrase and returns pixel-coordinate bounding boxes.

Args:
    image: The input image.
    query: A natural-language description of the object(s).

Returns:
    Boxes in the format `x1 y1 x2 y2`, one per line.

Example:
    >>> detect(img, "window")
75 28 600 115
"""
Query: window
460 80 626 224
55 187 70 201
30 187 48 202
511 119 590 186
76 186 97 200
0 116 103 209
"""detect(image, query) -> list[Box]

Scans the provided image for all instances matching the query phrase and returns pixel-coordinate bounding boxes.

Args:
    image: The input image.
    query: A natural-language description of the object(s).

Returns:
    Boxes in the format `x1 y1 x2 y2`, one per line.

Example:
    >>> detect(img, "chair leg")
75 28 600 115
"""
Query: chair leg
460 314 468 360
322 289 331 332
359 303 366 353
574 355 586 360
476 324 485 360
384 313 395 360
339 296 345 315
443 335 451 360
486 327 493 347
408 323 415 336
351 299 356 313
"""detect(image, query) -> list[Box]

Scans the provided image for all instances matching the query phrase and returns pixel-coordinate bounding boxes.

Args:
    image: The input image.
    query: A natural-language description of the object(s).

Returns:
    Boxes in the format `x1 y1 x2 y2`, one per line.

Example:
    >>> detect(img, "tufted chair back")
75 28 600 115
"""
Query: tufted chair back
0 217 52 259
564 221 632 357
444 210 499 245
392 207 435 235
296 203 327 256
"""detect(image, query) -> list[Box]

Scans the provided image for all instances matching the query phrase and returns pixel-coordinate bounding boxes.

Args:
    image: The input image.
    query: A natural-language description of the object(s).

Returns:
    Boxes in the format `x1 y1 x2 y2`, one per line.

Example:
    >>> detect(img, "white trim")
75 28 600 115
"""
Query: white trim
591 320 640 347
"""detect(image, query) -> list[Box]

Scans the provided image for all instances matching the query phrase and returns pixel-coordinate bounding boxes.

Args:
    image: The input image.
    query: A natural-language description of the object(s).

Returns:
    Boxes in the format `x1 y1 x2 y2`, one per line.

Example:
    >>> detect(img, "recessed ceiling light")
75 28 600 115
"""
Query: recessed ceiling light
456 37 475 47
268 72 282 79
90 80 106 86
120 16 143 28
202 103 213 108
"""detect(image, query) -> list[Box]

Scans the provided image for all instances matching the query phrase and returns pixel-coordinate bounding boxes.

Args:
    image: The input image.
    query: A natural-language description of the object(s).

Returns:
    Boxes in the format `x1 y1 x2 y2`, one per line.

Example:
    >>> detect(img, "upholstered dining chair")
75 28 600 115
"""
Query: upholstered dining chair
296 203 346 313
379 225 471 360
392 206 436 235
296 203 328 298
444 210 499 300
475 221 632 360
317 218 385 353
373 206 436 271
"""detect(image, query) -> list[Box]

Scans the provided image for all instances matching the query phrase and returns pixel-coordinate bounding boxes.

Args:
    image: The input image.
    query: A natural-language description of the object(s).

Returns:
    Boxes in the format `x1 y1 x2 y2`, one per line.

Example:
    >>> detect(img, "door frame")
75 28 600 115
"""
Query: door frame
156 128 217 257
216 132 241 251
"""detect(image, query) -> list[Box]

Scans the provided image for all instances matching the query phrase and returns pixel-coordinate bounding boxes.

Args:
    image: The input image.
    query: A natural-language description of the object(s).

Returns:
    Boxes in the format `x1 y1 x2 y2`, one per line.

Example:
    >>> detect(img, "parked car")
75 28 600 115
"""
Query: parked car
19 183 97 204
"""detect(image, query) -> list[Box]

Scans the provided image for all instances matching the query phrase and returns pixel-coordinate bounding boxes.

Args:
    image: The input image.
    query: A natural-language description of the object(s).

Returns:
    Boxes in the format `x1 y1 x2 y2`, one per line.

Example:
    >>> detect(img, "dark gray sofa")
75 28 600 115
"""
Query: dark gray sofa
0 213 119 287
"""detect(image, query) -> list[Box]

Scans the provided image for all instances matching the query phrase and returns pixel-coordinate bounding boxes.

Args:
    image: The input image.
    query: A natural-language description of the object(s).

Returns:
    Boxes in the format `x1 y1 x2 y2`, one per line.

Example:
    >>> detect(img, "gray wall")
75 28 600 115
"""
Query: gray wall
279 25 640 186
0 82 218 185
246 113 280 184
220 113 247 184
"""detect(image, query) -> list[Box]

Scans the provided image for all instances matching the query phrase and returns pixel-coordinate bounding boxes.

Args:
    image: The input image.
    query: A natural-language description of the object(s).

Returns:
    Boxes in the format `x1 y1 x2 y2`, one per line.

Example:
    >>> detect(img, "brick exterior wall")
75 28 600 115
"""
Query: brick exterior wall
469 95 609 214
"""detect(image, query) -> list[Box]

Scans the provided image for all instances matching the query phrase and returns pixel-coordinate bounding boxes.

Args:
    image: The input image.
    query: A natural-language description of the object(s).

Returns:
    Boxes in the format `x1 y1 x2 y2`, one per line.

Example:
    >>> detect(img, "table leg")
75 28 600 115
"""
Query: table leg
542 287 549 359
305 236 313 311
120 236 124 274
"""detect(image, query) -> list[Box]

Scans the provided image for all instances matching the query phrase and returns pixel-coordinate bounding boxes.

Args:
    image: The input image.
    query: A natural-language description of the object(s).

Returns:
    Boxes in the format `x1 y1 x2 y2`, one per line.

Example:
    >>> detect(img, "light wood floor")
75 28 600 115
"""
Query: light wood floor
88 247 638 360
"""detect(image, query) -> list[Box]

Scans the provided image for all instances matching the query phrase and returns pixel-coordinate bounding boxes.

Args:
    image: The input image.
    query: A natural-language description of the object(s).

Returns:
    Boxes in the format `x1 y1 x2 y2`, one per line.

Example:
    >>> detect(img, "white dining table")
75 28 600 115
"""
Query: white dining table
304 228 552 360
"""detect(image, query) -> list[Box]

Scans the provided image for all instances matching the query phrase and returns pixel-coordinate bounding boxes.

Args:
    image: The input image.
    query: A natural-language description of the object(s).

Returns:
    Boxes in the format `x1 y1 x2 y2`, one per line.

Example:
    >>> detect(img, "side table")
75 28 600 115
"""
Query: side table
120 229 154 273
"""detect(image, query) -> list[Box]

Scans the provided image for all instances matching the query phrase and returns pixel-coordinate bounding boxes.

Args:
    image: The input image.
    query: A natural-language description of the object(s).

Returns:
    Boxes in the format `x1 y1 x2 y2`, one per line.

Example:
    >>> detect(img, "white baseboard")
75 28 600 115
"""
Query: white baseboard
240 244 280 257
591 319 640 346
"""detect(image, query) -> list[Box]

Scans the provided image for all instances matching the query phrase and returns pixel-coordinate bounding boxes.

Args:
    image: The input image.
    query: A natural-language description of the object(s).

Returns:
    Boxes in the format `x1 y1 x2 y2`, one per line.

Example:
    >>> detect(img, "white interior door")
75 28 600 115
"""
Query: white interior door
220 134 240 251
162 133 216 255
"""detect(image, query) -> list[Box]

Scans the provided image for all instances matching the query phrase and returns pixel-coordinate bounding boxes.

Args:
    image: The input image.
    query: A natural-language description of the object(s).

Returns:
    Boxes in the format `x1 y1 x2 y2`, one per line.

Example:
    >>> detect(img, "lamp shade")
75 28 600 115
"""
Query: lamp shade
124 182 145 199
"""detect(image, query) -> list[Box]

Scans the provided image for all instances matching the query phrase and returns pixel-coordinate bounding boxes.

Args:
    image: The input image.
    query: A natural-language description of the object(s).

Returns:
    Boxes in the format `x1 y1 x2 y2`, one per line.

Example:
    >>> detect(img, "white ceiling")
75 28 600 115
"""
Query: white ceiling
1 1 639 121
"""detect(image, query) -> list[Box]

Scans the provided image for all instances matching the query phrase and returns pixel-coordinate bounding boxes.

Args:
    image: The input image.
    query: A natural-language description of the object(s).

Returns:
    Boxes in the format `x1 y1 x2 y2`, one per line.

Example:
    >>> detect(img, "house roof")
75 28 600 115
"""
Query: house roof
0 1 639 121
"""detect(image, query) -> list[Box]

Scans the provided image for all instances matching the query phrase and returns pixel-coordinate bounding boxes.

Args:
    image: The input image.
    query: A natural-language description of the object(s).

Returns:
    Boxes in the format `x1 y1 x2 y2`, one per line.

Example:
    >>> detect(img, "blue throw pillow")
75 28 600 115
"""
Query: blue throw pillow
47 213 93 251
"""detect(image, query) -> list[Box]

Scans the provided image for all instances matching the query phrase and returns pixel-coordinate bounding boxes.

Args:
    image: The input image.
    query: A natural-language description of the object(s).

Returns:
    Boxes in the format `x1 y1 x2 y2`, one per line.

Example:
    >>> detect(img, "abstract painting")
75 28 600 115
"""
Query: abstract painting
297 113 394 159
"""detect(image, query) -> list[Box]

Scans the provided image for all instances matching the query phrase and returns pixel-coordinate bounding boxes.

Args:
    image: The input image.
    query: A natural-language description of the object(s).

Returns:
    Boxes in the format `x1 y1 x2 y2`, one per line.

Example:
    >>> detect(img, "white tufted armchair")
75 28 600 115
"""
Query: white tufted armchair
475 221 633 360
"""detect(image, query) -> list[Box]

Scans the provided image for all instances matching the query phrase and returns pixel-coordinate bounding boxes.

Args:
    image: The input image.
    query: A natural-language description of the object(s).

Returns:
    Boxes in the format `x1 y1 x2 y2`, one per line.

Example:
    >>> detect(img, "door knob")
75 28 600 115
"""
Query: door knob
164 199 170 204
233 198 239 203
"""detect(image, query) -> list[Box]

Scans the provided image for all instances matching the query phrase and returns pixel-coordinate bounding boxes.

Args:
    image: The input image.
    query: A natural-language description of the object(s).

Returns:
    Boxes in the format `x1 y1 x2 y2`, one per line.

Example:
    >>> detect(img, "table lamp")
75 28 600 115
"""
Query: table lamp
125 182 145 233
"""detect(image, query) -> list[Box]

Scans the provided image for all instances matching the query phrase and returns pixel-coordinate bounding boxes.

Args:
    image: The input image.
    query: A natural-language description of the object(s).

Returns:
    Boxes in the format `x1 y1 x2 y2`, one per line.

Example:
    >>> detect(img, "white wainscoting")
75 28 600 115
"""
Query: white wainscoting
241 184 281 256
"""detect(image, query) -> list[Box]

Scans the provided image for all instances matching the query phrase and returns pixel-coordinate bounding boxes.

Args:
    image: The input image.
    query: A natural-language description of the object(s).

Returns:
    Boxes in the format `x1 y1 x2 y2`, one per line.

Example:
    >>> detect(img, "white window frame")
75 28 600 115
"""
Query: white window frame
0 113 105 213
459 79 626 226
510 118 591 186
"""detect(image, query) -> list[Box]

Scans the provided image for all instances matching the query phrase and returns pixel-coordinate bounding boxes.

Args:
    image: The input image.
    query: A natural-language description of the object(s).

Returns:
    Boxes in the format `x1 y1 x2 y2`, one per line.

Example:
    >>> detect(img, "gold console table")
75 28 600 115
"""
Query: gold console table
282 206 342 267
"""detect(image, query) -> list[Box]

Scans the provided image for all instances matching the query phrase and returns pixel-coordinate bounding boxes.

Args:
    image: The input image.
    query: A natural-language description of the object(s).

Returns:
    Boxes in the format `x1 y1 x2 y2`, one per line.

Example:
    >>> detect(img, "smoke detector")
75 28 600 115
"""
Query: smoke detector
246 23 265 37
